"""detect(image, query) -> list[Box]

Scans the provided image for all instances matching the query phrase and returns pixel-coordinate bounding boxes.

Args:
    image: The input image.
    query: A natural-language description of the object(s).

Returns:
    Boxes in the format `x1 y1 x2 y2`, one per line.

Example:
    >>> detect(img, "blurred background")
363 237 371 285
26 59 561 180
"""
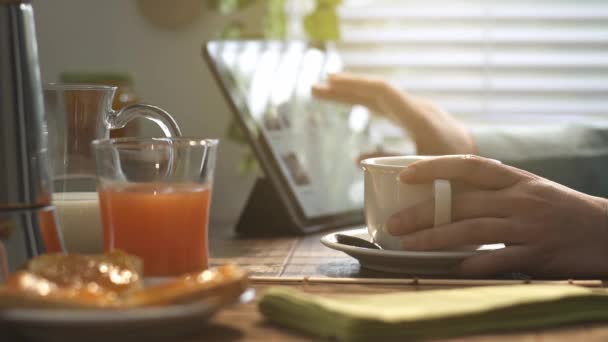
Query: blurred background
34 0 258 226
33 0 608 226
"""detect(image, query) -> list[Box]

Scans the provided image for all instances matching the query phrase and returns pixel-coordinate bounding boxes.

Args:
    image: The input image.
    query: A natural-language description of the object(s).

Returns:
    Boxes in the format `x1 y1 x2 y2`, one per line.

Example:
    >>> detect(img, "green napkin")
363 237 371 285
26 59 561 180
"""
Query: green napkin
259 285 608 341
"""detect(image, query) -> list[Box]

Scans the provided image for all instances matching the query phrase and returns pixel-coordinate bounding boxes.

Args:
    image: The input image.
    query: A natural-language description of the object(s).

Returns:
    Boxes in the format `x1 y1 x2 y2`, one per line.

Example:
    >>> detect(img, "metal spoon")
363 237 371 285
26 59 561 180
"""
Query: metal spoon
335 234 381 250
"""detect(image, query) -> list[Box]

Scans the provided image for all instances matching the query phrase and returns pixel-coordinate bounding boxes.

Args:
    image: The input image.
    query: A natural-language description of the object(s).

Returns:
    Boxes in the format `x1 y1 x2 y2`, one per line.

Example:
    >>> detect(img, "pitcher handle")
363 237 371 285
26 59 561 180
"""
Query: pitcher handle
108 103 182 137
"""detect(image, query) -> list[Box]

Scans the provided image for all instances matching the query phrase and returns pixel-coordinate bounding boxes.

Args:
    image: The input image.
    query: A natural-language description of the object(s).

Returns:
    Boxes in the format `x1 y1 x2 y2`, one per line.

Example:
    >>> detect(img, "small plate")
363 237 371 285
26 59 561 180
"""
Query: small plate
321 228 504 275
0 288 255 342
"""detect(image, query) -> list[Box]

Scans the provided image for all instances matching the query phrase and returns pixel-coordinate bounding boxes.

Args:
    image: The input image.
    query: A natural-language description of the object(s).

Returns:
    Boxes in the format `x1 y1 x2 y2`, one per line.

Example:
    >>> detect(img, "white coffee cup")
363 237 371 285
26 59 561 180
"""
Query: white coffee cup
361 156 458 251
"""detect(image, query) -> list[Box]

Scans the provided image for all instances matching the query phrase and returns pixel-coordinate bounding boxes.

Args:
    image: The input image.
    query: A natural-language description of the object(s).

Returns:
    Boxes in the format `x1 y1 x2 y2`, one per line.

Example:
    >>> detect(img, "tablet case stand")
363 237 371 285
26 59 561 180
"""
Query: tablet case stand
234 178 303 237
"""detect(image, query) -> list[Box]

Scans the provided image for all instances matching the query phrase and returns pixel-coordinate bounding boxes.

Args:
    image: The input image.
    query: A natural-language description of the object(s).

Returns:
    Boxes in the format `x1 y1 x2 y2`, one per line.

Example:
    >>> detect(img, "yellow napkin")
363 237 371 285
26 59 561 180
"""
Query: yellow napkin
259 284 608 341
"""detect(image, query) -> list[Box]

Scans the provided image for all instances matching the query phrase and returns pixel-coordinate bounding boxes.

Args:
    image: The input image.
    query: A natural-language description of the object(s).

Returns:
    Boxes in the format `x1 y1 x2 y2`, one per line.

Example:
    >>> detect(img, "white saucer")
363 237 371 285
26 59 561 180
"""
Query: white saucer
0 288 255 342
320 228 504 275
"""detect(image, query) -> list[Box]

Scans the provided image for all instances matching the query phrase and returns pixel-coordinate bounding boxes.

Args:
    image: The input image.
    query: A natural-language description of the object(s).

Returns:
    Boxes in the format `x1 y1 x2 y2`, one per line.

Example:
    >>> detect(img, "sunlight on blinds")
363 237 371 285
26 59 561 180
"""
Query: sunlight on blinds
310 0 608 118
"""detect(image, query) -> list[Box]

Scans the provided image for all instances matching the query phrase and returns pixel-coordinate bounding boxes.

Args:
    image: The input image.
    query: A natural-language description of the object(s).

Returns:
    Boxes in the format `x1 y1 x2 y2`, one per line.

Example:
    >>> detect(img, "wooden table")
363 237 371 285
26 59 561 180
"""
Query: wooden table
185 224 608 341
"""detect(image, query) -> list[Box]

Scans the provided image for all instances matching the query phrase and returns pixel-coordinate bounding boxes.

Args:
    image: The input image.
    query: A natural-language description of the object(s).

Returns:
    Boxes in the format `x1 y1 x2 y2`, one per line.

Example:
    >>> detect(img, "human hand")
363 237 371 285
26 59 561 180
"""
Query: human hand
312 73 477 155
385 155 608 278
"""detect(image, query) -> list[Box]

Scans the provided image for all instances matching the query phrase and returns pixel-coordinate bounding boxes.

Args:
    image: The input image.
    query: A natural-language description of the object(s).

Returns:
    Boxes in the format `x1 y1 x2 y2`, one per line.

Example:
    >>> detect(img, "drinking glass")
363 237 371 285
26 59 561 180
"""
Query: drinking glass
92 137 218 276
44 84 181 253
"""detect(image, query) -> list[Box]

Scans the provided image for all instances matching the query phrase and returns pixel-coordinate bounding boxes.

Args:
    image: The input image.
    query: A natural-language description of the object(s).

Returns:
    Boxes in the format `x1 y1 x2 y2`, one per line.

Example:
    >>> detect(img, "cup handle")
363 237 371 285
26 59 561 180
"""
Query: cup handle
107 103 182 137
433 179 452 227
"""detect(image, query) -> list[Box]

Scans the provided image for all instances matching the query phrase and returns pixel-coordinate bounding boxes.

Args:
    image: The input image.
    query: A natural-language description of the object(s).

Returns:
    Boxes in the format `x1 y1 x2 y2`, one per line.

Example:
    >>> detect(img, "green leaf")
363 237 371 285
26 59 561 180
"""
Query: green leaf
317 0 342 6
303 0 341 41
264 0 287 39
220 20 246 39
207 0 255 15
226 119 259 175
225 118 249 144
238 152 259 175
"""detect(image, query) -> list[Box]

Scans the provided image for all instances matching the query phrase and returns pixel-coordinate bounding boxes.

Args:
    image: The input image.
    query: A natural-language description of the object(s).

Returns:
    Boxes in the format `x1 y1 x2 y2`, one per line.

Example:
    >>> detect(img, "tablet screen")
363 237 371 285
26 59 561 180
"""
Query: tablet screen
206 41 371 220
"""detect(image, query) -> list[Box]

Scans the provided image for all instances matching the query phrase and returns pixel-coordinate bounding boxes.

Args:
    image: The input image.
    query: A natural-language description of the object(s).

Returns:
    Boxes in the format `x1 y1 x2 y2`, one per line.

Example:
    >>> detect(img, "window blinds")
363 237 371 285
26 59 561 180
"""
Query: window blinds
307 0 608 119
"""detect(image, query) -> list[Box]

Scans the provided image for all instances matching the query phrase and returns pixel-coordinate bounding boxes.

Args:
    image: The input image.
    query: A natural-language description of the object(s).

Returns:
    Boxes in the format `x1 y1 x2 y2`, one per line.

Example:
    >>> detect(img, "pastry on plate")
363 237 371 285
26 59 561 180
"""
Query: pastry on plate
0 251 247 309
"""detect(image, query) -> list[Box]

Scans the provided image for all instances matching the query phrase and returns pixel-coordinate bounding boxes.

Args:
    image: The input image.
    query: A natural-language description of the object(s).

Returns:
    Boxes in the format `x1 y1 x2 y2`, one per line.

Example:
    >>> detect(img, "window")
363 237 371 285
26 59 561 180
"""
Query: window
291 0 608 122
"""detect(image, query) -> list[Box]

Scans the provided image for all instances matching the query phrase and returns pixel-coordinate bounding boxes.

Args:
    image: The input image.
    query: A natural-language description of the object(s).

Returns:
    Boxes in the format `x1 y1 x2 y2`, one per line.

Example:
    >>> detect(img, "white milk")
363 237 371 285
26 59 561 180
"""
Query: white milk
52 192 103 254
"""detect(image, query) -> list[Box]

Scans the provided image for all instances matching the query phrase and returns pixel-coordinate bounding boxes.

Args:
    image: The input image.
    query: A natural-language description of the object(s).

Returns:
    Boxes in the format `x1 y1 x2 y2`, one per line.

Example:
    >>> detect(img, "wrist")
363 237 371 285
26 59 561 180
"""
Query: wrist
382 84 427 132
463 126 479 155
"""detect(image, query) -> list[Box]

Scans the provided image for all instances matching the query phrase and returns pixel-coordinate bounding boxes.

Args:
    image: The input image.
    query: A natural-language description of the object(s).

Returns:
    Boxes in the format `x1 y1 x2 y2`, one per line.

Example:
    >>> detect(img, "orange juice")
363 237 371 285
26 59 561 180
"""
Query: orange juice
98 183 211 276
39 207 64 253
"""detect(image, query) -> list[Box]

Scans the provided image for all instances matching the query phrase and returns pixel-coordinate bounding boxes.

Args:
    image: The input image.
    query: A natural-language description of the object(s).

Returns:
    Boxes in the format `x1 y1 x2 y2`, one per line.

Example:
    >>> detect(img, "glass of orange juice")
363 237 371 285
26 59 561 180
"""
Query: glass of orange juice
92 137 218 277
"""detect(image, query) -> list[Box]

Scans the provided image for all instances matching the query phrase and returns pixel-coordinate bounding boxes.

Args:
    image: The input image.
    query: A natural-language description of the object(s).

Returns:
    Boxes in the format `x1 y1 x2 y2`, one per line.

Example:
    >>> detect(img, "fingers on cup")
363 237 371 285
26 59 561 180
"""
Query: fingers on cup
399 155 523 190
385 198 434 236
387 190 508 236
400 217 514 251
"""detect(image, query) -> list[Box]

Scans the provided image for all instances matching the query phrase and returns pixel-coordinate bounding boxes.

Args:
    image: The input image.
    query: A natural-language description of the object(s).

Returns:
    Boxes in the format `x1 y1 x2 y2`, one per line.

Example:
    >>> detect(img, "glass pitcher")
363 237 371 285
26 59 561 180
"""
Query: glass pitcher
44 83 181 190
44 84 181 253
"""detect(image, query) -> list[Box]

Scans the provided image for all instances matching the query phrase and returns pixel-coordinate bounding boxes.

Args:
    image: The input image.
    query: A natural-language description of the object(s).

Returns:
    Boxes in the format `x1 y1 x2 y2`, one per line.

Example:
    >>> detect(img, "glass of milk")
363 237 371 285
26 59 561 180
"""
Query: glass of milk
52 192 103 254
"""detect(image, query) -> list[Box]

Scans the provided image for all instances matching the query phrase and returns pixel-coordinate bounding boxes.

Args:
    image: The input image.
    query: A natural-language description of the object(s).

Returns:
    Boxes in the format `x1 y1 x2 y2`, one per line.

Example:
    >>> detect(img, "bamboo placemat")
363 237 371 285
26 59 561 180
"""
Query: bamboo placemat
209 226 606 286
209 232 298 277
209 227 367 278
250 276 604 287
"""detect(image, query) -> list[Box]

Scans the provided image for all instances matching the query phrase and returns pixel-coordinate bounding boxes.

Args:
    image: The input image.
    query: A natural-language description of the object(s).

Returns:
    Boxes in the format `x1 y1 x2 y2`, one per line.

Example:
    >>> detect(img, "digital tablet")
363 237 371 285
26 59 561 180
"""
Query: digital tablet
203 40 370 234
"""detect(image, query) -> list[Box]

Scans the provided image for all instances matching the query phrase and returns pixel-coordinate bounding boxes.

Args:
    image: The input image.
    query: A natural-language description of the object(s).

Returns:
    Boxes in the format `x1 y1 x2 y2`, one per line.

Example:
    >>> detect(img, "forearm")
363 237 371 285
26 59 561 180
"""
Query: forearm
469 118 608 197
